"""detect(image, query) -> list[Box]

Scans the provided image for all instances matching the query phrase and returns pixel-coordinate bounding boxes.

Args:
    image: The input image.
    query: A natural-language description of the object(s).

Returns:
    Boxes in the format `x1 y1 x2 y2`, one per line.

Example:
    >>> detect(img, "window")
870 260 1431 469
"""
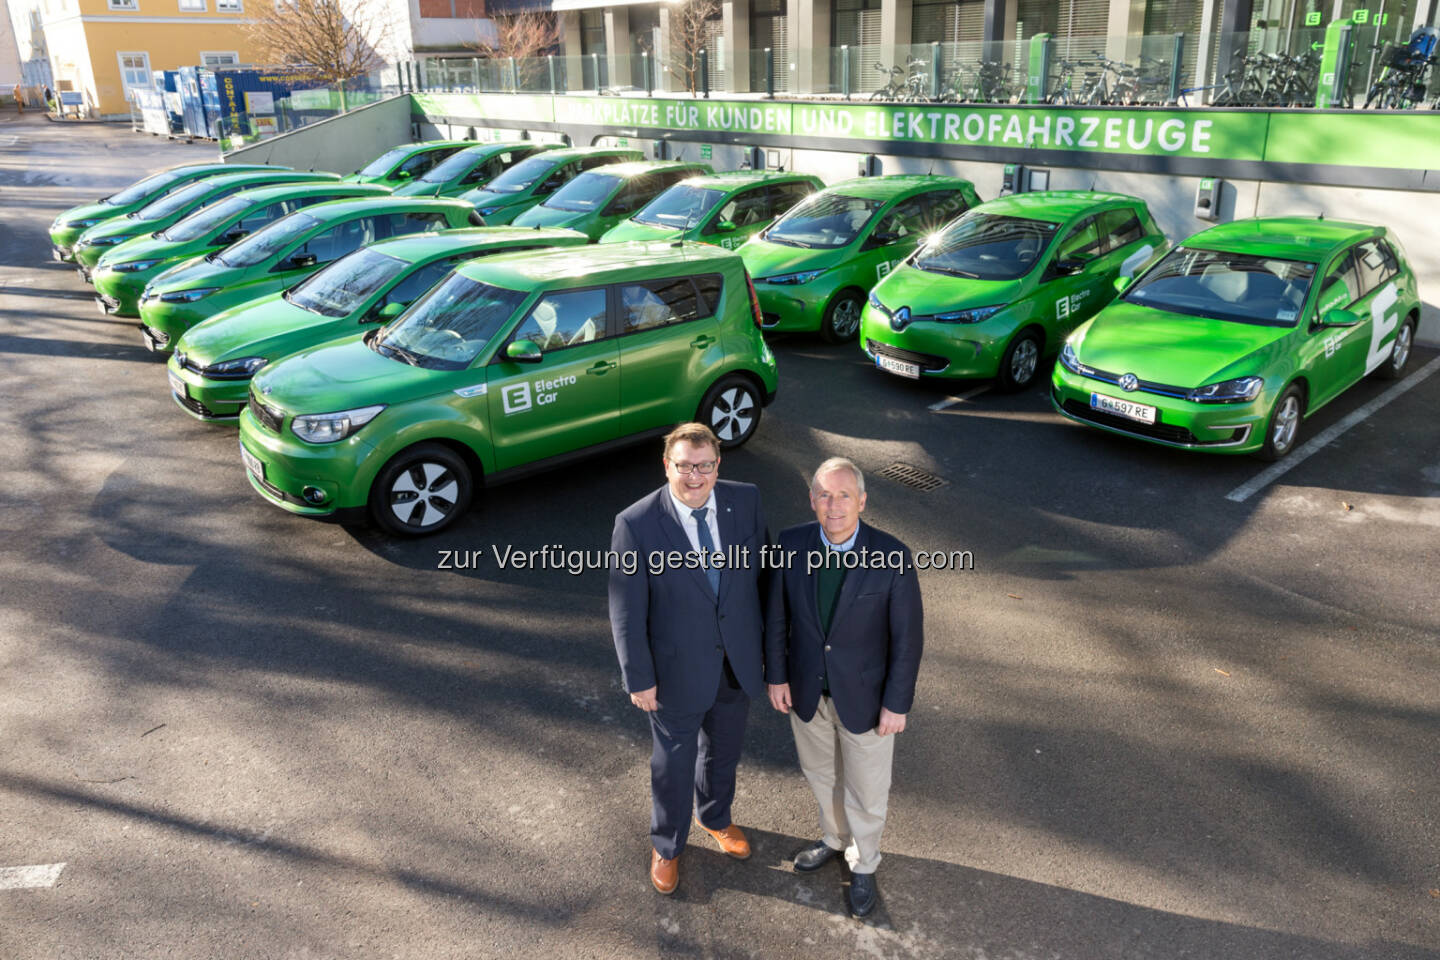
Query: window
365 258 463 322
1318 249 1361 310
200 52 239 67
108 0 138 9
580 155 622 171
1353 239 1397 295
1057 217 1104 262
1097 208 1144 252
693 275 723 315
215 0 241 10
874 191 968 242
233 201 293 236
180 0 206 9
768 181 816 216
511 288 609 352
711 187 770 231
621 278 706 333
398 147 462 179
116 52 151 100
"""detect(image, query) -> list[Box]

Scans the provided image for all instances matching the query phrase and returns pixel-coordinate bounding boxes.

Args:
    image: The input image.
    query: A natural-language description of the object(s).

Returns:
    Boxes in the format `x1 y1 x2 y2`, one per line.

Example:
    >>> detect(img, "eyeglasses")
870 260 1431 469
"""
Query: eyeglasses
669 459 718 475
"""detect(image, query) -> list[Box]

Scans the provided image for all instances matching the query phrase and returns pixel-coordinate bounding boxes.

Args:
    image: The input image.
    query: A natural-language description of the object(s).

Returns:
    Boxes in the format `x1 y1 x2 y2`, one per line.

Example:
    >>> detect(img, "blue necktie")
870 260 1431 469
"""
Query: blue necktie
691 507 721 596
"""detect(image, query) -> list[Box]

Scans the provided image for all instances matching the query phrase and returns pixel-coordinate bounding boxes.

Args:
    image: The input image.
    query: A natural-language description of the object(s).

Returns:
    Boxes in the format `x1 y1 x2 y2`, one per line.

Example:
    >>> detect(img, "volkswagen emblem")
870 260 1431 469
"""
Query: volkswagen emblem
1119 373 1139 392
891 306 912 331
261 384 273 396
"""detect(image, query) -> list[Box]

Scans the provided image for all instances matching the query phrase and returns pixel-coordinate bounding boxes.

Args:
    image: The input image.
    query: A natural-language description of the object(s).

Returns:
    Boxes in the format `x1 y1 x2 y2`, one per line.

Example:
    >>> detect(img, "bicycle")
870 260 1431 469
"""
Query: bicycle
869 62 907 101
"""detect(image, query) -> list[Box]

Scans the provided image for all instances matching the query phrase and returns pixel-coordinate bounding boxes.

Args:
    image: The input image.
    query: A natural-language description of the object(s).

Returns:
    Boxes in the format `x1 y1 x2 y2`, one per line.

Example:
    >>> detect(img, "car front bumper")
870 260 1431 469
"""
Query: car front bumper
91 270 145 317
239 407 380 517
859 308 1011 380
166 356 249 421
754 282 834 334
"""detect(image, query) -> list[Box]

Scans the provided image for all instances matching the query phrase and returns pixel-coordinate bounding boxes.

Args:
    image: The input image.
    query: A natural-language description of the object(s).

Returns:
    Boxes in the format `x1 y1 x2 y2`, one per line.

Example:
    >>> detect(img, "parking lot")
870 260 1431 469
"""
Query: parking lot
2 113 1437 959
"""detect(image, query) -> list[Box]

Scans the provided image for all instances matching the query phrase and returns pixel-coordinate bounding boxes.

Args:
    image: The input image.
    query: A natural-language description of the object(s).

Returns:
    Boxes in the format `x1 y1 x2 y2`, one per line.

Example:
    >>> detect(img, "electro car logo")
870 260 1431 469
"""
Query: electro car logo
502 382 532 414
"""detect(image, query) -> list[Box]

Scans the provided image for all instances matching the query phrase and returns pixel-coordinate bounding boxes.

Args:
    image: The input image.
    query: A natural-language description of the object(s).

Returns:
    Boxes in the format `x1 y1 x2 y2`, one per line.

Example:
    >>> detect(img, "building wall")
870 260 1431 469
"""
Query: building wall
0 12 23 90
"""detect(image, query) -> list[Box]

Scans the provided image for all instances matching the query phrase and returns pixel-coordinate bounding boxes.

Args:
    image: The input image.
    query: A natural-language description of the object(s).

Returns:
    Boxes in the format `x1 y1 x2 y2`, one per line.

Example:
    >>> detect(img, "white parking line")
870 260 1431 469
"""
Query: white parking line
1225 354 1440 504
0 863 66 890
929 384 991 411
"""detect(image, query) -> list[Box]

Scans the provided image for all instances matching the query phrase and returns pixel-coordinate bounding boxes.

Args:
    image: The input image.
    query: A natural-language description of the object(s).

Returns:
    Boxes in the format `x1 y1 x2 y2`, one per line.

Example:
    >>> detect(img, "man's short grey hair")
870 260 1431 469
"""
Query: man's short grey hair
810 457 865 494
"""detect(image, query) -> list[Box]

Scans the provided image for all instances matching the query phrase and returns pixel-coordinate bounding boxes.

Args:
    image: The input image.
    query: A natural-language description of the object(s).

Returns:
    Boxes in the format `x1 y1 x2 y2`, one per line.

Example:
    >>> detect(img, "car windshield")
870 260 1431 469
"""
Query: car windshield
212 212 320 268
106 169 186 206
357 147 412 178
632 185 723 228
541 172 620 212
1122 247 1315 327
133 180 216 221
913 213 1059 281
763 193 881 249
285 248 409 318
483 155 555 194
419 148 485 184
371 274 525 370
160 195 252 242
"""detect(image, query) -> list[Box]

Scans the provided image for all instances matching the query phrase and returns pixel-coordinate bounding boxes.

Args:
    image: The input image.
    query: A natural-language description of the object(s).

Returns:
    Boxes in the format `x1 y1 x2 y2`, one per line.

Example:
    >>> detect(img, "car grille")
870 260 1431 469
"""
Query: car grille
761 311 782 328
174 351 206 375
174 391 235 420
248 392 284 433
866 339 949 373
142 324 170 346
1060 399 1247 446
1070 362 1191 399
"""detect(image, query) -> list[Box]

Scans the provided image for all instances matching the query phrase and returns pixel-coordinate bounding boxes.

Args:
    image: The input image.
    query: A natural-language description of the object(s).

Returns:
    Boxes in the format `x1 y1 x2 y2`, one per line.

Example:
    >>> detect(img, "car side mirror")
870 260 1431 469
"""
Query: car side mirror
367 301 407 323
220 229 248 244
867 231 901 248
395 170 412 180
713 220 737 233
1053 258 1085 276
1319 307 1361 329
287 253 318 269
505 339 543 363
1113 275 1132 294
539 178 563 193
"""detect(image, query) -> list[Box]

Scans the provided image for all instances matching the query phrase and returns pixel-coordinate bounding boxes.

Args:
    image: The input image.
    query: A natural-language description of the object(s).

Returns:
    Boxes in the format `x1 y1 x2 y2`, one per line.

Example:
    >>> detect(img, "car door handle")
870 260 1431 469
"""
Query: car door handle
690 335 715 349
587 360 616 375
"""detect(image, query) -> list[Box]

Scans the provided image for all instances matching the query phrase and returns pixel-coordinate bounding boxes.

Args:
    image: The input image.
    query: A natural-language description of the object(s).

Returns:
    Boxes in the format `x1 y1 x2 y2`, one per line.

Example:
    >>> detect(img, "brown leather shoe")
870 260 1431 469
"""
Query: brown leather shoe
694 819 751 860
650 849 678 894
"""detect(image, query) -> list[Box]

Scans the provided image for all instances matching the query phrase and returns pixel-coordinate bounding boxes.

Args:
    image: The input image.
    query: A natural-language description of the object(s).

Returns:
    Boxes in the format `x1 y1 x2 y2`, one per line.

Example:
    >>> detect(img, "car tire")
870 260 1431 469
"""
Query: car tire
1373 316 1415 380
1258 383 1304 462
368 442 473 537
997 328 1043 392
697 375 762 449
820 289 864 344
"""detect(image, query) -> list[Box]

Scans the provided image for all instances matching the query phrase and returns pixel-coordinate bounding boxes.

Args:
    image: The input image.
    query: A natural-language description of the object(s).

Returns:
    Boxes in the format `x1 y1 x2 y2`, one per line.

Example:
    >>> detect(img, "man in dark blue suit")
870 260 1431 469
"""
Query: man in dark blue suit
764 457 924 917
609 422 769 894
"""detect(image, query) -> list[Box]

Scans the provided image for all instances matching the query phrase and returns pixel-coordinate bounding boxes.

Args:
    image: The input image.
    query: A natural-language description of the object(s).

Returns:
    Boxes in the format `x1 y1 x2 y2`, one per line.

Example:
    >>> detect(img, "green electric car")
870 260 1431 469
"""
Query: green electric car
49 162 274 261
511 161 714 241
599 172 824 249
342 141 475 188
739 175 981 342
92 182 392 317
72 170 339 276
167 227 590 421
237 242 777 535
391 142 562 198
862 192 1169 391
459 147 643 225
137 197 480 353
1052 217 1422 460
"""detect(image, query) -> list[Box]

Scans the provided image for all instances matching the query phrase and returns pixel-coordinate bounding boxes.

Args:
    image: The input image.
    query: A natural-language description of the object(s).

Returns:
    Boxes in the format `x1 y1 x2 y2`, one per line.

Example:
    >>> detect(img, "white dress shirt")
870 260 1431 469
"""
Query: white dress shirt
668 488 722 554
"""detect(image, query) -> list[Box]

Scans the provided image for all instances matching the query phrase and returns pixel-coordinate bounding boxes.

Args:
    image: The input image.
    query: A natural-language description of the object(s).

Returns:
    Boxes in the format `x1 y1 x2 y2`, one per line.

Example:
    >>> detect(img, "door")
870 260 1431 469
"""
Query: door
1304 247 1368 408
1045 215 1113 337
617 275 723 435
1070 206 1156 325
704 185 773 249
1352 239 1404 376
486 287 621 471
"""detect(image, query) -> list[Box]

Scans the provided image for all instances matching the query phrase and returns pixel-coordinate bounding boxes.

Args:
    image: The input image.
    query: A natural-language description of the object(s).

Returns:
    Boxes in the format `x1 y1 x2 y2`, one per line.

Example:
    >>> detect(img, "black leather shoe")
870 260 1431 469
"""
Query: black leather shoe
793 839 840 872
848 871 878 917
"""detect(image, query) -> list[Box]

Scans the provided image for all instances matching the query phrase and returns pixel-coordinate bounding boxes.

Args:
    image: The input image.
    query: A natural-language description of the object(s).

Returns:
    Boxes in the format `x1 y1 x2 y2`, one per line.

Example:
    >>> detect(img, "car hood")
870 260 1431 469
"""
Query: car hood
97 233 188 267
180 294 339 364
80 217 154 244
1073 301 1295 387
149 254 232 291
872 264 1026 314
392 180 442 198
254 336 446 412
463 189 525 210
513 205 591 229
61 201 119 225
739 238 849 279
601 220 680 244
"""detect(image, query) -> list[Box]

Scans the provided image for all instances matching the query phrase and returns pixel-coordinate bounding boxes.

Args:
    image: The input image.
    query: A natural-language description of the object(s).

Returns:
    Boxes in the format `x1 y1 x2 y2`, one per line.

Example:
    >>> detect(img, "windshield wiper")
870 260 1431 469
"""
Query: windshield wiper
917 262 980 278
375 339 421 366
766 236 813 248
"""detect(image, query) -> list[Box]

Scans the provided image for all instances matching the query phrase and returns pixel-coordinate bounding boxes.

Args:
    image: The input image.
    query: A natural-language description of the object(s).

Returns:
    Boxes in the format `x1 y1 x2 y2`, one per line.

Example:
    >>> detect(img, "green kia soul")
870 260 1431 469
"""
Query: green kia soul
599 172 824 249
511 161 714 240
72 170 340 275
739 175 981 342
167 227 590 421
49 163 274 261
862 192 1169 391
342 141 474 187
1053 217 1422 460
237 241 777 535
137 197 480 353
391 142 562 198
459 147 644 224
92 182 393 317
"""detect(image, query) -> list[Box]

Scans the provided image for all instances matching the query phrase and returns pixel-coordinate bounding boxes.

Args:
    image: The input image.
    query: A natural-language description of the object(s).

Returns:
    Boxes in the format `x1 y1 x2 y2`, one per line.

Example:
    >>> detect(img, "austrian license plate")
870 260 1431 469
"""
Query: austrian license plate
94 296 110 315
139 328 157 352
876 354 920 379
1091 392 1157 424
240 443 264 481
75 267 89 282
167 370 186 398
52 247 65 262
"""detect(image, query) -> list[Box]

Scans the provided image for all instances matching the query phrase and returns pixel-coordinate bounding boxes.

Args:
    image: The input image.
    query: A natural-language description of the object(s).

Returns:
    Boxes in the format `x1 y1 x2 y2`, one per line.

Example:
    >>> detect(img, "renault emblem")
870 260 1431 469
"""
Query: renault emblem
1119 373 1139 392
891 306 912 331
261 384 273 396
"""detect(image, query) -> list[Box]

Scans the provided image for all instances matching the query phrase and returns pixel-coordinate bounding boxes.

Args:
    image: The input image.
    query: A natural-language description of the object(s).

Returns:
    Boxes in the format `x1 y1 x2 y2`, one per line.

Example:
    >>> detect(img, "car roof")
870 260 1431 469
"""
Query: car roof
447 141 543 157
189 170 332 189
1182 217 1381 261
678 171 821 191
223 182 388 204
972 190 1144 223
169 162 279 175
365 227 588 261
821 174 975 200
393 140 474 152
582 161 711 179
293 196 472 220
457 240 735 287
521 146 642 163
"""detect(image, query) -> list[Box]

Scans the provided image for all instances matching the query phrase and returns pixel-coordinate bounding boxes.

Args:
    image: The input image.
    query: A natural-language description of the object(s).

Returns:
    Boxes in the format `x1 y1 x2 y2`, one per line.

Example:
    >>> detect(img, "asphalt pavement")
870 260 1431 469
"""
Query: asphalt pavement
1 112 1437 960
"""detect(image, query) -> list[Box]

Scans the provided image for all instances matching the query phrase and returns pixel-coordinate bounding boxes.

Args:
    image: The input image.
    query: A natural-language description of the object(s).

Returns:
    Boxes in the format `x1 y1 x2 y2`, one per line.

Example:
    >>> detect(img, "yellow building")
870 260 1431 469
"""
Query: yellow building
19 0 263 117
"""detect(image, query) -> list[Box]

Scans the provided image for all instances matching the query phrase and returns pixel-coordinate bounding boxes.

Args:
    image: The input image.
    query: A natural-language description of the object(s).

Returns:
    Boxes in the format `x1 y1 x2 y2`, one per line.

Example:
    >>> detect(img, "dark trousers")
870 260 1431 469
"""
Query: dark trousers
648 662 749 859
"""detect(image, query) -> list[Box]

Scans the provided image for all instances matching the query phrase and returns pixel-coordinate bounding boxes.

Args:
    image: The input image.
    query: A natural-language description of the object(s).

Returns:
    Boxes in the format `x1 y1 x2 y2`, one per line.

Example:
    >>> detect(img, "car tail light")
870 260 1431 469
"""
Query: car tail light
743 269 763 330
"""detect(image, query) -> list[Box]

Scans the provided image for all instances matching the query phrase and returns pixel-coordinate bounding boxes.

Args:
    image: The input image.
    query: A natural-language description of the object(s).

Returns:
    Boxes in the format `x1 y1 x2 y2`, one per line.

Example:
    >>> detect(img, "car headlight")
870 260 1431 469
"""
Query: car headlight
82 234 133 247
64 218 102 229
201 356 268 379
291 404 386 444
1059 341 1096 376
934 304 1003 324
158 287 219 304
109 259 161 273
479 206 501 216
761 269 823 285
1187 376 1264 403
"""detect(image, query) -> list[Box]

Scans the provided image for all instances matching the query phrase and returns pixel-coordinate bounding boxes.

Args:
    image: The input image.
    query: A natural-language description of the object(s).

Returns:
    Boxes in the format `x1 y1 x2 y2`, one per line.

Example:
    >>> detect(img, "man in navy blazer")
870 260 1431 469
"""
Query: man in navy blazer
764 456 923 917
609 422 769 894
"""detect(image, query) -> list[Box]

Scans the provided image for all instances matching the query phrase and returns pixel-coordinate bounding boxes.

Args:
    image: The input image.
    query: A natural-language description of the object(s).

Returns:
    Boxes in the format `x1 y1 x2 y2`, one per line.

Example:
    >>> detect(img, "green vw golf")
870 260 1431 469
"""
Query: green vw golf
167 227 590 421
459 147 643 225
49 162 274 261
137 197 480 353
599 171 823 249
237 242 777 535
511 161 713 240
862 192 1168 390
1052 217 1422 459
391 142 562 198
342 141 474 187
72 169 339 275
739 175 980 342
92 182 392 317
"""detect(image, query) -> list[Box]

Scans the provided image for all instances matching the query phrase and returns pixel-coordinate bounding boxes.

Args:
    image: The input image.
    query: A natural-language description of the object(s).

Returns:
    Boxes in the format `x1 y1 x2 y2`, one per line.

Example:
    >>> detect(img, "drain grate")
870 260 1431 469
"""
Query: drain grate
875 462 948 492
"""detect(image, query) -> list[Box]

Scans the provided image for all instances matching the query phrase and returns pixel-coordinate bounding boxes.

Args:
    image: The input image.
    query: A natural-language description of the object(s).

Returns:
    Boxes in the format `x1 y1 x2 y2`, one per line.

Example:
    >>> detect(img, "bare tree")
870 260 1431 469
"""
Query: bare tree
475 12 560 89
245 0 386 85
667 0 721 96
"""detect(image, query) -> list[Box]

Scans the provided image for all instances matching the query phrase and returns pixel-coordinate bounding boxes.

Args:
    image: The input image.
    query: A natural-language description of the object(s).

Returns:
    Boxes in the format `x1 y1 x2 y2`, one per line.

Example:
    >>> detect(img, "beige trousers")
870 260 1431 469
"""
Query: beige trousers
789 694 895 874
